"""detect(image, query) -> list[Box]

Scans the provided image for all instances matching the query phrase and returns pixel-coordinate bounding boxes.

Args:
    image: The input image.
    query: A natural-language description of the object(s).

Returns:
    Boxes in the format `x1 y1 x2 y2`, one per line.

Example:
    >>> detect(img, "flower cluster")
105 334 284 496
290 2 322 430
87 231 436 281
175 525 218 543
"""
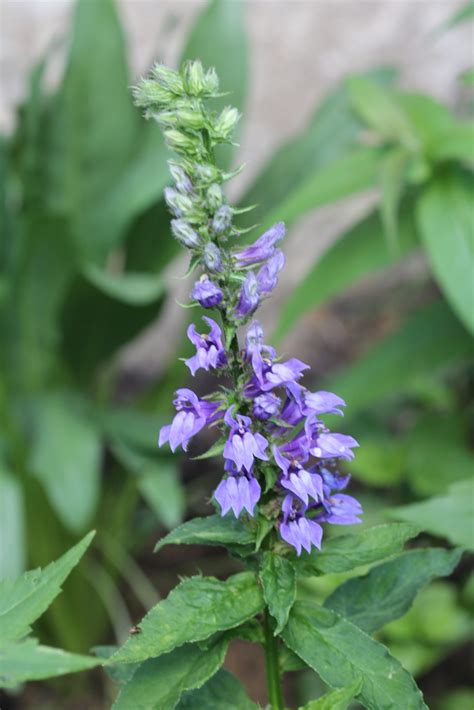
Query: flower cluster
135 60 362 556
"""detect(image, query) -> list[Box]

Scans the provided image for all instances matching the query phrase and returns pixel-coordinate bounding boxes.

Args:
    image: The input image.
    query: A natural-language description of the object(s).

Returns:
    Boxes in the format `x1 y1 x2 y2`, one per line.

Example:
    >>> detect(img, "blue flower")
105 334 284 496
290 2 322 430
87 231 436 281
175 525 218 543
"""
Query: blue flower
159 388 219 452
273 446 323 505
256 249 285 294
223 407 269 472
191 275 223 308
235 271 259 319
234 222 285 266
279 495 323 556
214 467 261 517
185 317 227 376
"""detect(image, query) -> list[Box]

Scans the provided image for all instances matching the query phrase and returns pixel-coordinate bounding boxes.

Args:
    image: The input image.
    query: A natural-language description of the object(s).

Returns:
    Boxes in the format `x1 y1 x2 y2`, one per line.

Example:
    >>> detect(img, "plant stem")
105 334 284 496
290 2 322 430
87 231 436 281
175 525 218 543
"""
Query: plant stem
263 607 284 709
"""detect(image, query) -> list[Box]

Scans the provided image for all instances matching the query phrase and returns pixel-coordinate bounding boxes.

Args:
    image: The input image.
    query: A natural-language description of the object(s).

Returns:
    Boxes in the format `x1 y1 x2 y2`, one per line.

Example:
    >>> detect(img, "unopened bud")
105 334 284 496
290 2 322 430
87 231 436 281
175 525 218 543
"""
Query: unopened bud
203 242 224 273
171 219 202 248
164 129 199 154
152 64 184 94
164 187 194 216
214 107 240 140
211 205 233 235
175 107 206 131
206 184 223 212
194 163 221 183
168 162 194 194
203 67 219 94
133 80 174 109
183 60 205 95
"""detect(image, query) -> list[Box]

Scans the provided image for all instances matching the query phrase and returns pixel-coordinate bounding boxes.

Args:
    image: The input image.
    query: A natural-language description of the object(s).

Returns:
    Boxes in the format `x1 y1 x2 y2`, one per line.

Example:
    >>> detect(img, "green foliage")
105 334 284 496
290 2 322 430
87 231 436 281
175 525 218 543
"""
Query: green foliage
177 669 259 709
0 469 25 579
282 602 427 709
260 552 296 634
298 680 362 710
154 514 256 552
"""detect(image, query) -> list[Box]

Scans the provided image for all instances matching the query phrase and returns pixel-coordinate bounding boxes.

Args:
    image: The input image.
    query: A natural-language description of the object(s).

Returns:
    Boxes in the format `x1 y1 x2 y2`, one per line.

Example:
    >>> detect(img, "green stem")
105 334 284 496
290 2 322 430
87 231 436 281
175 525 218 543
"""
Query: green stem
263 607 284 709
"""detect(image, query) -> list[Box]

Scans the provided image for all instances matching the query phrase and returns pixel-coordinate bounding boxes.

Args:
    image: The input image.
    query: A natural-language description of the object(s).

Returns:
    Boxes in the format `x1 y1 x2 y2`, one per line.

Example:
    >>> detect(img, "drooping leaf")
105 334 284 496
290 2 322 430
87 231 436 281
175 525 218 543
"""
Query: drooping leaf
325 548 462 633
417 171 474 334
0 638 100 688
110 572 264 664
296 523 418 575
154 515 255 553
260 552 296 635
0 531 95 644
389 479 474 550
177 669 259 709
82 265 165 305
0 469 25 580
282 602 427 710
273 199 418 342
113 635 229 710
29 392 101 533
298 680 362 710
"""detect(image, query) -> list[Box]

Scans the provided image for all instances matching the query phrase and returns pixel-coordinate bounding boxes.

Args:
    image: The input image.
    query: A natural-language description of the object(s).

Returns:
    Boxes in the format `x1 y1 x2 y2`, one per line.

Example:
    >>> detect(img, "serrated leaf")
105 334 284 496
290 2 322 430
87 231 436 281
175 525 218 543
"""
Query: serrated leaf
325 547 462 633
177 669 258 709
282 602 427 710
298 680 362 710
154 515 255 553
389 479 474 550
0 638 100 688
113 635 229 710
110 572 264 664
417 171 474 334
297 523 418 575
0 531 94 645
260 553 296 635
82 265 164 305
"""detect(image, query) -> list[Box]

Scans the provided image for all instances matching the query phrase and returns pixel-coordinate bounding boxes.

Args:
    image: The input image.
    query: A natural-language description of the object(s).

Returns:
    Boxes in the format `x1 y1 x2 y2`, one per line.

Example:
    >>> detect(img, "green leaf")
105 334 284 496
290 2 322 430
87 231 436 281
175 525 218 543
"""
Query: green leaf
389 479 474 550
324 300 473 416
0 638 100 688
177 669 258 709
0 469 25 580
154 515 255 553
261 146 382 234
29 393 101 533
379 147 409 253
441 0 474 30
298 680 362 710
273 199 418 342
417 171 474 334
191 439 226 461
260 553 296 635
138 461 185 531
297 523 418 575
113 635 229 710
82 265 165 305
110 572 264 664
282 602 427 710
325 547 462 633
0 531 94 644
429 121 474 163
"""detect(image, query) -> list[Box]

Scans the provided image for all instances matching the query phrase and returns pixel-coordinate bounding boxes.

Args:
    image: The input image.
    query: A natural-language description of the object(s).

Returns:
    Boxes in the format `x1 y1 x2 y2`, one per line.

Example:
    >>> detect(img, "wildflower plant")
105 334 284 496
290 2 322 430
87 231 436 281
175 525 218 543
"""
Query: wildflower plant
104 61 462 709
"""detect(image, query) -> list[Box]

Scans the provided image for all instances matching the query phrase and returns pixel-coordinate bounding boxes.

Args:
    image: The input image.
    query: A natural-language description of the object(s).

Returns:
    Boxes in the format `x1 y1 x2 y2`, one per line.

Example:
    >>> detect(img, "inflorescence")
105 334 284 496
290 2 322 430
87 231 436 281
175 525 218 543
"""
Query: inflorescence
135 60 362 556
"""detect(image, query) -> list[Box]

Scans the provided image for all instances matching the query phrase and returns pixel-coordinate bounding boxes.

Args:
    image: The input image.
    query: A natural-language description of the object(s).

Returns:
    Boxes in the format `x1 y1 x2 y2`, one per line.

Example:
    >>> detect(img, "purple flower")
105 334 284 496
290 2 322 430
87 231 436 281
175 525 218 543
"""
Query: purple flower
223 407 269 471
256 249 285 294
310 431 359 461
203 242 224 273
234 222 285 266
253 392 281 420
319 465 351 496
273 446 323 505
159 388 218 452
250 356 309 393
235 271 259 319
185 317 227 376
317 493 363 525
279 495 323 556
214 469 261 517
191 276 223 308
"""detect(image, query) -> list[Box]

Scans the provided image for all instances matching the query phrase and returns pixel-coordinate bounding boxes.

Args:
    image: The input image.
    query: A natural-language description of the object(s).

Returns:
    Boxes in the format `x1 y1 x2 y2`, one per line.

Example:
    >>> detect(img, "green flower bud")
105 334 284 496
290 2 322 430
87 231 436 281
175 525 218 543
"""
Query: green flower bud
206 183 223 212
164 129 200 154
203 67 219 94
183 60 205 95
133 79 174 109
175 107 206 131
152 64 184 94
213 106 240 141
194 162 221 183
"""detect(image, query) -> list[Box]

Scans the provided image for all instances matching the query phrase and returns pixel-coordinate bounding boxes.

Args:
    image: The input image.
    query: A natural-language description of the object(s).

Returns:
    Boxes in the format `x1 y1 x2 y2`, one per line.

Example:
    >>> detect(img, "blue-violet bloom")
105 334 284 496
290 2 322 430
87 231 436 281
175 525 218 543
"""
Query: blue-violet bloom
159 388 219 452
191 275 223 308
224 407 269 471
185 317 227 375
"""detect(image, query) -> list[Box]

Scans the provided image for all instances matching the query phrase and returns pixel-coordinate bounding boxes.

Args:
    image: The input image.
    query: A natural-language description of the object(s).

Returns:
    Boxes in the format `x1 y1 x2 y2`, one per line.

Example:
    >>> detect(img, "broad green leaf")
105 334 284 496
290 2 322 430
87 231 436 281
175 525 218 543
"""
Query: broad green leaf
282 602 427 710
429 121 474 163
82 265 164 305
0 638 100 688
325 547 462 633
0 531 94 644
138 461 185 531
0 469 25 580
29 393 101 533
347 77 417 148
260 552 296 635
261 146 382 234
154 515 255 552
113 635 229 710
298 680 362 710
110 572 264 664
389 479 474 550
397 93 455 156
273 200 418 342
417 171 474 334
324 300 473 416
178 669 258 709
297 523 418 575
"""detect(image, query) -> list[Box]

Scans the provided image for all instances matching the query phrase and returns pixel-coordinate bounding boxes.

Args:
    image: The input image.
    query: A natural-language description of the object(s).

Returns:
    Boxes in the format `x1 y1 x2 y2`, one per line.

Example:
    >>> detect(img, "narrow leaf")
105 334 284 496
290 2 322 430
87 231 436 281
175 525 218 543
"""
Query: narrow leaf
154 515 255 553
282 602 427 710
260 552 296 635
325 547 462 633
379 147 409 253
110 572 264 664
298 680 362 710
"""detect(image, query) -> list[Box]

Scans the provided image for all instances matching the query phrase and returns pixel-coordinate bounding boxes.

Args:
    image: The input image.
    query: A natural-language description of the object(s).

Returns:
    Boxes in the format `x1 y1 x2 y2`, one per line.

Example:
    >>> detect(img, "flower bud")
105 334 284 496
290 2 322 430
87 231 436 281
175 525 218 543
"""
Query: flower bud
171 219 202 248
168 162 194 194
214 107 240 140
203 67 219 94
203 242 224 273
183 60 205 95
194 162 221 184
164 129 199 154
164 187 194 217
152 64 184 94
211 205 233 235
206 184 223 212
191 275 223 308
235 271 259 319
133 80 174 109
175 107 206 131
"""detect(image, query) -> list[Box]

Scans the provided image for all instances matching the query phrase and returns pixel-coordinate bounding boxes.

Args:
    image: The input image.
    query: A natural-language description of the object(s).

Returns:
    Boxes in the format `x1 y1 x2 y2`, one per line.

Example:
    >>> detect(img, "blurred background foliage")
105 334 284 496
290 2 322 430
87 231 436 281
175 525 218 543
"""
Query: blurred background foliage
0 0 472 707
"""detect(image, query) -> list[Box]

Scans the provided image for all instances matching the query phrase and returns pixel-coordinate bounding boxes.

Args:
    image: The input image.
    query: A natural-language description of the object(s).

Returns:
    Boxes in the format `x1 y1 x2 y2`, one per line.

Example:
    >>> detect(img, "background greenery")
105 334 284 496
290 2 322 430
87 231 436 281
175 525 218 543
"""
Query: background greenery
0 0 472 707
